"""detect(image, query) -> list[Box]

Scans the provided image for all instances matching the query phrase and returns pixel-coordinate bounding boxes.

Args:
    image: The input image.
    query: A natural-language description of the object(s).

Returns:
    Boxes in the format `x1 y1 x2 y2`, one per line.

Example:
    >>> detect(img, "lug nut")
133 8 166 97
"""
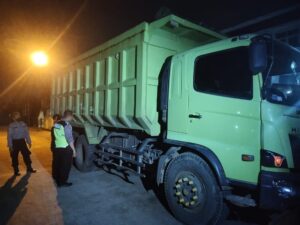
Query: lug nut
175 192 181 196
190 201 195 205
185 202 190 207
192 188 197 192
179 198 184 203
183 177 188 182
175 184 181 188
178 179 183 183
192 196 198 200
188 181 194 185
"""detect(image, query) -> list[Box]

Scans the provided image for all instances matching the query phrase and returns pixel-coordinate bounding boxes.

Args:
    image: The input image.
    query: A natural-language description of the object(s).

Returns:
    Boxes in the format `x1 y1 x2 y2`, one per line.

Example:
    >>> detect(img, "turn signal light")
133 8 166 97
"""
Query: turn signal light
273 156 284 167
242 154 255 161
261 150 288 168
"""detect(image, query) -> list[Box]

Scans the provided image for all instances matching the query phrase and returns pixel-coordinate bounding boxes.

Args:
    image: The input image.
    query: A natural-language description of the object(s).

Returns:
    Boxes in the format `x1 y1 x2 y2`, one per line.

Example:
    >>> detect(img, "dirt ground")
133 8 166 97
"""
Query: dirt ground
0 127 282 225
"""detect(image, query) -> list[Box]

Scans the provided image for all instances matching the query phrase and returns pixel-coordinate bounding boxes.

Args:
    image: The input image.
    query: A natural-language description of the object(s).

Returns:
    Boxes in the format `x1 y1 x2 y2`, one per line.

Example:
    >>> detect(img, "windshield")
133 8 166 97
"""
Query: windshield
264 40 300 106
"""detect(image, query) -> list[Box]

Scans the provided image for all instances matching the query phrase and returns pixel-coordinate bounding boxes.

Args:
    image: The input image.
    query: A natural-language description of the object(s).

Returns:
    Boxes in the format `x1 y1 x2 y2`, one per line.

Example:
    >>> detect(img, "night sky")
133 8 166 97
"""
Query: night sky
0 0 298 122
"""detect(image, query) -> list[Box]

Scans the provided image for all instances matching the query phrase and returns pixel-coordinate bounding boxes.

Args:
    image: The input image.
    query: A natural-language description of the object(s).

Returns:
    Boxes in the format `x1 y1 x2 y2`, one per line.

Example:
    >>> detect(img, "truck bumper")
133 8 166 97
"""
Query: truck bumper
259 171 300 210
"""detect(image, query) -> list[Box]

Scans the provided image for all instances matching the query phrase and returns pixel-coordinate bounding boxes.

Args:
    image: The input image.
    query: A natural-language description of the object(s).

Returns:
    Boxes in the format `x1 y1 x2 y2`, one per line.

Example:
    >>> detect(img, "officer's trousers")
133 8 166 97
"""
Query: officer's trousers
52 146 73 184
11 139 32 173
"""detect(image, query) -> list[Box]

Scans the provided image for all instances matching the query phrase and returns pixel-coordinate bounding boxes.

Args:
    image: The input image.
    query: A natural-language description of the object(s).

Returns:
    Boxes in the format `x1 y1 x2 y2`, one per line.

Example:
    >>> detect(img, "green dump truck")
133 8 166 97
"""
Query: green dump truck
51 15 300 225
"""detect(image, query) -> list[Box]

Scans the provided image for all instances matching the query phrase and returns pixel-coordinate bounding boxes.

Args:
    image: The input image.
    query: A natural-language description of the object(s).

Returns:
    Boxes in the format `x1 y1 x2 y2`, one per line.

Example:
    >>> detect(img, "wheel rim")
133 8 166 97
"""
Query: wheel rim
173 172 206 210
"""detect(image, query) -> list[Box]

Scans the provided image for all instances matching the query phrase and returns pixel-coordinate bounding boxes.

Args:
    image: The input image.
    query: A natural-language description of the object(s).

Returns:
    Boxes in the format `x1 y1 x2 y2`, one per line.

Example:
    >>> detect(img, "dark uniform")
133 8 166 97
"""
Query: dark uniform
51 120 74 186
51 125 57 180
7 121 34 174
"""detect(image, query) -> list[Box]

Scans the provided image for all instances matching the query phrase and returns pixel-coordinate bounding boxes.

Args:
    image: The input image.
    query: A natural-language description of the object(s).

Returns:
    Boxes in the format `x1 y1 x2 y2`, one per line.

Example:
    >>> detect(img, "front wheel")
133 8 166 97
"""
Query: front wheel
74 135 96 172
164 153 223 225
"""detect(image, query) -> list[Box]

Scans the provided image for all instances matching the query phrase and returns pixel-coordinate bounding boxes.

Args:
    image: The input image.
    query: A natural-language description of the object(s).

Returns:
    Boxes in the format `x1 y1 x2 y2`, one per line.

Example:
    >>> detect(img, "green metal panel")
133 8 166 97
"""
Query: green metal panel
167 38 262 184
261 101 300 169
51 15 224 136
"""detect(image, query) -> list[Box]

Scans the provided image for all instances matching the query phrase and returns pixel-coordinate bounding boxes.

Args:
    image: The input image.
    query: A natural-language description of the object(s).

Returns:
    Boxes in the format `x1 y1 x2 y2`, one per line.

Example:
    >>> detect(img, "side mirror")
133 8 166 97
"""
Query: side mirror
249 40 268 74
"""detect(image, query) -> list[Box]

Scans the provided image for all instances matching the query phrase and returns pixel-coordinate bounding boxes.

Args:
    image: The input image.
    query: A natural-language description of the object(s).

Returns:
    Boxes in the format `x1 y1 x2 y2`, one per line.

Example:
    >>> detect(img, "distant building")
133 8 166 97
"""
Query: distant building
221 5 300 49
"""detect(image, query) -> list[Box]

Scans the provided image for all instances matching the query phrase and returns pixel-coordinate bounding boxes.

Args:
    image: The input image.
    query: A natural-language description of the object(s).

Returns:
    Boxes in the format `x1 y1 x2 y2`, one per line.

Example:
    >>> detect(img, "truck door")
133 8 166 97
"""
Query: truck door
187 46 261 184
167 56 189 138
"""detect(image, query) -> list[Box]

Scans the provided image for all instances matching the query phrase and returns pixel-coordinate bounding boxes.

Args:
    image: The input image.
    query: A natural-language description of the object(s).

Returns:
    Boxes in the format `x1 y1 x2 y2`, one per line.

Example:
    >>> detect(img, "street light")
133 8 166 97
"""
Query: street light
31 51 48 67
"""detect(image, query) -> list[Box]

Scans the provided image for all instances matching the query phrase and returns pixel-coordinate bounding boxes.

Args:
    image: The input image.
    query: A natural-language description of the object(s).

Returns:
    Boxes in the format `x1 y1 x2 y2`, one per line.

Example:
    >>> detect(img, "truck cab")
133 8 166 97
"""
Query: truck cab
166 34 300 214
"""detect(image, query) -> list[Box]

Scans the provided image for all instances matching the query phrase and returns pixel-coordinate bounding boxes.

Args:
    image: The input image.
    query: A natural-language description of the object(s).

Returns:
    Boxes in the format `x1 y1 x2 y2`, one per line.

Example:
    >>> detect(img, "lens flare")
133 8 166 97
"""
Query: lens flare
31 51 48 67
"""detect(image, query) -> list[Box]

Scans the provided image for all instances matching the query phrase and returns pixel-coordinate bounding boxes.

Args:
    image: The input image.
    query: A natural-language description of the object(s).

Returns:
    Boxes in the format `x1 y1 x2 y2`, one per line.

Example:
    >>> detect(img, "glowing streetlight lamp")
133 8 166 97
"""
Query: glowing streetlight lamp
31 51 48 67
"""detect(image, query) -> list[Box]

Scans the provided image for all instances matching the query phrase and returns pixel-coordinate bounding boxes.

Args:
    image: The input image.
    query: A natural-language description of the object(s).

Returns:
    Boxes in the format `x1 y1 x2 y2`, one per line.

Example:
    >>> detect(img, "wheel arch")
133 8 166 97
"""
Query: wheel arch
157 139 229 189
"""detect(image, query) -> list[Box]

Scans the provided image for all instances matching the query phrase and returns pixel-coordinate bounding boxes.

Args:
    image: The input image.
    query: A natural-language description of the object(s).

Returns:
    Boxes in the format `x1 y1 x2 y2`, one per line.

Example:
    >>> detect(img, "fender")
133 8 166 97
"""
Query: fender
157 139 229 189
156 146 180 185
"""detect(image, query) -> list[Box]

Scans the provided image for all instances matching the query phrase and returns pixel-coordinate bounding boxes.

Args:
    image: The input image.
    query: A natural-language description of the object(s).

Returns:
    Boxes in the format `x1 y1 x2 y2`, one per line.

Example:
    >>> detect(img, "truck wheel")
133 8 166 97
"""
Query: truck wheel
164 152 223 225
74 135 96 172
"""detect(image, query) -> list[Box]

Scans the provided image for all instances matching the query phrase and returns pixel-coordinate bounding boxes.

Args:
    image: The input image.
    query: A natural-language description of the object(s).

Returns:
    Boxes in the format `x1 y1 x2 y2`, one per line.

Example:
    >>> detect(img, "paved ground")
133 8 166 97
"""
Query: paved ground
0 127 274 225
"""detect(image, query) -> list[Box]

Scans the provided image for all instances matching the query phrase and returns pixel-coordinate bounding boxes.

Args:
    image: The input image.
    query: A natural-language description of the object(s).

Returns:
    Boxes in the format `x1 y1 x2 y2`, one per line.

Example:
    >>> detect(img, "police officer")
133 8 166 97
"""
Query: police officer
52 110 76 187
51 114 61 181
7 112 36 176
51 114 61 151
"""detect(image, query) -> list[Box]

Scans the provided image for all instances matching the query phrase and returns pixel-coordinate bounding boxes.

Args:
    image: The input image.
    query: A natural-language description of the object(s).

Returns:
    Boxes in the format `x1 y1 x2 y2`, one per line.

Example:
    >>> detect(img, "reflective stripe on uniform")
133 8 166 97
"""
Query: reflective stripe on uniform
53 123 69 148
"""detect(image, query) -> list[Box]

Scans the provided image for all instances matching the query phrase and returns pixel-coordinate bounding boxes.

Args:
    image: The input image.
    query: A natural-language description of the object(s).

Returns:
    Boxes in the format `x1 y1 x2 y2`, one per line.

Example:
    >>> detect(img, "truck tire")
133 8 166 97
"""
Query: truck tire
164 152 223 225
74 135 96 172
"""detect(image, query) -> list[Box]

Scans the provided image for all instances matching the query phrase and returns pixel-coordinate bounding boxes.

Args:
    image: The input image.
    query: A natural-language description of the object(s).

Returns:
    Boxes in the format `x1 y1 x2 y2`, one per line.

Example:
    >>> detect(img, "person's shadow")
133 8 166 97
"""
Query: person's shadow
0 173 31 225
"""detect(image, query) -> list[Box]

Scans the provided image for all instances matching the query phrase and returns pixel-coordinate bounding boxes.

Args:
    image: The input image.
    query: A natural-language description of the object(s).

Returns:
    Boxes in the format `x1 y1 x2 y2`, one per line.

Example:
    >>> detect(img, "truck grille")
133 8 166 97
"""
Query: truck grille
289 134 300 169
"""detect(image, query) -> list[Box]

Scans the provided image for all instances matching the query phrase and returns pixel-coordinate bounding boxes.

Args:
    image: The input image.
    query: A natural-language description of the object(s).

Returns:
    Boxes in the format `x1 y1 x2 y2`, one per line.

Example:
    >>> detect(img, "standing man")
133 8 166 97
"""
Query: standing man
51 114 61 151
52 110 76 187
7 112 36 176
51 114 61 181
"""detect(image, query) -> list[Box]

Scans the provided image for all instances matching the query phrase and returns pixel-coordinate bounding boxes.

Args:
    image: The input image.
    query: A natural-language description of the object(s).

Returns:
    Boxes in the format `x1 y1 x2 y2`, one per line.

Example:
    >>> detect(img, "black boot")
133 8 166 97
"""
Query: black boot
57 182 73 187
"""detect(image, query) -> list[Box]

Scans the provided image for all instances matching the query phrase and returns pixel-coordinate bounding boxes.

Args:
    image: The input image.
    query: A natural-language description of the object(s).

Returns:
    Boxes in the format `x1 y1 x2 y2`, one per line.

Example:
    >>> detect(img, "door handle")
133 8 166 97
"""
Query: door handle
188 114 202 119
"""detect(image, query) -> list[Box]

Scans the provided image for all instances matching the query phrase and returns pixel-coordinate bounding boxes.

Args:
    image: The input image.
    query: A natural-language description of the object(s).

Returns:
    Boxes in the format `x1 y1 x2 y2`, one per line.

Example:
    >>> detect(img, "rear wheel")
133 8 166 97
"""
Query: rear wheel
74 135 96 172
164 152 223 225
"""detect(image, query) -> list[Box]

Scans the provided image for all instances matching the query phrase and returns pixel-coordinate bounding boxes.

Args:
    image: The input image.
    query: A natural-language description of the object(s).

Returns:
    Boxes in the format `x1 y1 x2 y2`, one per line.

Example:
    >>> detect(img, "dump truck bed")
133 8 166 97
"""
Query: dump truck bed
51 15 224 136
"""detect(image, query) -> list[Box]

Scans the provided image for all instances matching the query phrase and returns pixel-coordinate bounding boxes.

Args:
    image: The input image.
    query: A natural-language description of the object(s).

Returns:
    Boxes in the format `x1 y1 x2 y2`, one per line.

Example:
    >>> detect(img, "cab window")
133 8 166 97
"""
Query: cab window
194 47 253 100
